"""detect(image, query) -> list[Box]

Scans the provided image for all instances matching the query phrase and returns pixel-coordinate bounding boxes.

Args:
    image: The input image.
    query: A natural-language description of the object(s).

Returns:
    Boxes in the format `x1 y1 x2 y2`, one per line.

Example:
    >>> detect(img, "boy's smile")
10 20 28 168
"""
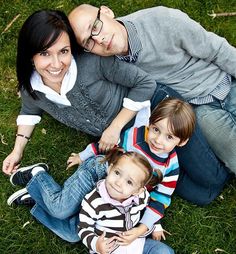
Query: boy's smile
147 118 182 155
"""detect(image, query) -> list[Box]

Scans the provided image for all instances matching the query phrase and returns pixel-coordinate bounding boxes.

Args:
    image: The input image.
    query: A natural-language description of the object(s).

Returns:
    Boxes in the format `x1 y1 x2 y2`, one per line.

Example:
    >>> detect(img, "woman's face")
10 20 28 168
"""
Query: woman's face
32 31 72 87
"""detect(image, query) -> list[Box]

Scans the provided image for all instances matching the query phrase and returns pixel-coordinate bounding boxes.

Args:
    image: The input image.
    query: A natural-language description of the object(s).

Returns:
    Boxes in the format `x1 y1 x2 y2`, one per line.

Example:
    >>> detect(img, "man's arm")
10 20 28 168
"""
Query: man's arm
170 9 236 77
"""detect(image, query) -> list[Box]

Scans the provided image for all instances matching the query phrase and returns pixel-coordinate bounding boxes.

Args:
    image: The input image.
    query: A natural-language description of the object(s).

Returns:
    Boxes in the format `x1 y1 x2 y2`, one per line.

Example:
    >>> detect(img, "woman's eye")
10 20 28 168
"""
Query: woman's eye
61 49 69 54
115 170 119 175
39 51 49 56
167 135 173 140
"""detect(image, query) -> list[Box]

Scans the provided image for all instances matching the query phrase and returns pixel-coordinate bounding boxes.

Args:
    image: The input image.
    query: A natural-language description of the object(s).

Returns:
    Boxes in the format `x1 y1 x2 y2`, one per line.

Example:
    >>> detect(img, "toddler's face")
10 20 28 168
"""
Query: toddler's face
147 118 181 155
105 157 145 202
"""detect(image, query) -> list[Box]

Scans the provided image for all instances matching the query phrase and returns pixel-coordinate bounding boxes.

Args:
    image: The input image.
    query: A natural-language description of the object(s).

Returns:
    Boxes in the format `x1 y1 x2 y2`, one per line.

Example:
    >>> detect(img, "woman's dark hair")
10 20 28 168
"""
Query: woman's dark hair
17 10 78 99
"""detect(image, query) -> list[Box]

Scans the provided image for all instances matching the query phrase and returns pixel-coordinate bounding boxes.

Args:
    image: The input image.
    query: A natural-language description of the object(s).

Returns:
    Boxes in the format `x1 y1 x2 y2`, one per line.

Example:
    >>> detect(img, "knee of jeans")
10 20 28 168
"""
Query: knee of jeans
47 207 72 220
164 247 175 254
157 246 175 254
177 188 219 206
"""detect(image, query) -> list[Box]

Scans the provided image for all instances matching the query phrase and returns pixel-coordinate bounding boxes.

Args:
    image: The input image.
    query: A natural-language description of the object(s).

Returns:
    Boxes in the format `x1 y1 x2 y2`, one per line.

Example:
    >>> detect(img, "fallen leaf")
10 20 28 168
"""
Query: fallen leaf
0 134 8 145
22 221 30 228
215 248 227 253
219 194 224 200
41 128 47 135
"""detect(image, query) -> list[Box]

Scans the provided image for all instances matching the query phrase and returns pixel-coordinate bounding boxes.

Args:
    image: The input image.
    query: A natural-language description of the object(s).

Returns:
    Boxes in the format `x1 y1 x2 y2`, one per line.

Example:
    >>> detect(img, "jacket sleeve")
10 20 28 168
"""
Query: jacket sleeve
140 151 179 229
79 142 100 162
99 56 156 103
19 90 43 116
166 9 236 77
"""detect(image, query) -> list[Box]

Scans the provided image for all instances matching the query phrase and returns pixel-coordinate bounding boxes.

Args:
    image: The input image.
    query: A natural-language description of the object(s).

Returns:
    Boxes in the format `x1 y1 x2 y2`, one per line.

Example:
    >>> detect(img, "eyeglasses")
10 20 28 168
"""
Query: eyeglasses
84 7 103 52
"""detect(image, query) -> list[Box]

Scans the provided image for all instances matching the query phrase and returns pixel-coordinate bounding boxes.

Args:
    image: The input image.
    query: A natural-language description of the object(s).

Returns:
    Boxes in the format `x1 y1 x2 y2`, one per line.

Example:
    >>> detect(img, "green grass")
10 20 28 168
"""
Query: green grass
0 0 236 253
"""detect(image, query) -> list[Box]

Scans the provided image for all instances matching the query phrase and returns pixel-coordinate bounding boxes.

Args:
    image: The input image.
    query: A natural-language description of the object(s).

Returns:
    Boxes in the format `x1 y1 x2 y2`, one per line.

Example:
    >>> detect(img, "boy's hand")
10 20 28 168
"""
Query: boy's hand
96 231 117 254
152 230 165 241
152 229 171 241
116 224 148 245
66 153 82 170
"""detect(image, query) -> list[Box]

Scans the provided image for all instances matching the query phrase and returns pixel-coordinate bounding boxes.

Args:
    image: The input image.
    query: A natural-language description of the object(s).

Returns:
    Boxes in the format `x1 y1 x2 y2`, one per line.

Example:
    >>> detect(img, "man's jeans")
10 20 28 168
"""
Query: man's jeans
151 83 231 205
27 156 107 242
194 78 236 173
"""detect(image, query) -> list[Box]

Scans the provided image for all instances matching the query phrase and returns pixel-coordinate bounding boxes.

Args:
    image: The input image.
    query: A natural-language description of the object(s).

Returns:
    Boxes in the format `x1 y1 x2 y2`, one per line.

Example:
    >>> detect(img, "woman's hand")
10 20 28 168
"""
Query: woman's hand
2 125 35 175
2 151 22 175
98 125 120 153
99 107 137 153
66 153 82 170
96 231 117 254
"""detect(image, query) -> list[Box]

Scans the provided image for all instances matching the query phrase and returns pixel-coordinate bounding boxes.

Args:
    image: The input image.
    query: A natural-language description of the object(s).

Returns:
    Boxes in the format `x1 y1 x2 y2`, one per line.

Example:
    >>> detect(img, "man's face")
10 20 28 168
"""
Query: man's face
69 5 128 56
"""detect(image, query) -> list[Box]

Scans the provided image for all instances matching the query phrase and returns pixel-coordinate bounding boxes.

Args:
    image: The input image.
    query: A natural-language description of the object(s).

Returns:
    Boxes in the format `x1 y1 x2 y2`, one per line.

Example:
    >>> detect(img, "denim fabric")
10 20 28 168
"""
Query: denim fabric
194 79 236 173
30 205 80 242
143 238 174 254
151 83 230 205
27 156 107 242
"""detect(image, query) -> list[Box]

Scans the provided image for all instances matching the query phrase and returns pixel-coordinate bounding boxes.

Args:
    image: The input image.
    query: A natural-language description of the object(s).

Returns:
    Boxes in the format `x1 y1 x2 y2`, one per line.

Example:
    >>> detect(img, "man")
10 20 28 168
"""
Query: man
68 4 235 204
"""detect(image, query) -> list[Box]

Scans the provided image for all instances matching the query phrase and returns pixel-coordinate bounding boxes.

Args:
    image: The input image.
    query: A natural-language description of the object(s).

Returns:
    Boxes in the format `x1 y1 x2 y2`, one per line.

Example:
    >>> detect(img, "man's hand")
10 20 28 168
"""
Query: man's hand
66 153 82 170
96 231 117 254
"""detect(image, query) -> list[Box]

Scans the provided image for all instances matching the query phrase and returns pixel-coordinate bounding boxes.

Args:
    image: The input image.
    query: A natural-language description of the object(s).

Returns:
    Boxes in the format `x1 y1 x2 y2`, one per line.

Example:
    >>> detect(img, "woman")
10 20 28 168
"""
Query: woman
2 10 156 175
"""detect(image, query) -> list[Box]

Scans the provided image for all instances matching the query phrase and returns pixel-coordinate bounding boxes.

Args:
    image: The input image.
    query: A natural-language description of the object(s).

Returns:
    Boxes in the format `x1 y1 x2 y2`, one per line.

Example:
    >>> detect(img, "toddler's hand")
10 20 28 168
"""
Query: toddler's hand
96 231 117 254
66 153 82 170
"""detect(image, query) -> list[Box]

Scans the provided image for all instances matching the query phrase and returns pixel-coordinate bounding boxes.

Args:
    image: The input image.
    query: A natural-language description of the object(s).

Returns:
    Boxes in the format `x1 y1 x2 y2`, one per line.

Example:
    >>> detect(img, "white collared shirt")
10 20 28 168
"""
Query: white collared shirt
17 58 77 125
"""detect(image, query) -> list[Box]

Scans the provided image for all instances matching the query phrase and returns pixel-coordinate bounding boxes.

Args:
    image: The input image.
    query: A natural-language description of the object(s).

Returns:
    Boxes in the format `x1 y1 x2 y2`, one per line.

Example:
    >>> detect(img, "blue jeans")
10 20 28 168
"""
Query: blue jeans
27 156 107 242
143 238 174 254
151 83 231 205
194 78 236 173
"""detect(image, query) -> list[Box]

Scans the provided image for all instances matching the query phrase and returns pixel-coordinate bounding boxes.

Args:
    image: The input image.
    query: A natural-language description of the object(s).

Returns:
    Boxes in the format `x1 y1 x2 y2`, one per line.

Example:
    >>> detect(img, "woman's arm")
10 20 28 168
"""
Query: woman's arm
98 57 156 151
2 125 35 175
99 107 136 152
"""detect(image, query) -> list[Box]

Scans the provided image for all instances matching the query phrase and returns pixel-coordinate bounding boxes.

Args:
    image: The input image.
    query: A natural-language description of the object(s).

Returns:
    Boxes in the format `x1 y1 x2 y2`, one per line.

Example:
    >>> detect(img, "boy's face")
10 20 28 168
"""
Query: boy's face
147 118 186 155
69 5 128 56
105 157 145 202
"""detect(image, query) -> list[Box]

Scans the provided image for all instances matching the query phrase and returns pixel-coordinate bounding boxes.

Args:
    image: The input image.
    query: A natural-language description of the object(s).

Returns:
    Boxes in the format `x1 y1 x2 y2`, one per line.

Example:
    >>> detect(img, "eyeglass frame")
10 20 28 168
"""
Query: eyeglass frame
84 7 103 52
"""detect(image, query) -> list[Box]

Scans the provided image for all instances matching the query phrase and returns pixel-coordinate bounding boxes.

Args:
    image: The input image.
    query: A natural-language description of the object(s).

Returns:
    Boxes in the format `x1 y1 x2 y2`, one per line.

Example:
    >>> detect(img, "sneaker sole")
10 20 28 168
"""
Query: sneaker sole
10 163 49 186
7 188 28 206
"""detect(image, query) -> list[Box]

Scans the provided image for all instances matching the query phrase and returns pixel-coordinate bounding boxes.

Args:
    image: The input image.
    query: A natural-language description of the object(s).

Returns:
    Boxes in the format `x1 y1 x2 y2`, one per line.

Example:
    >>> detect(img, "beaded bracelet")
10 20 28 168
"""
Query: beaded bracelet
16 133 31 141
